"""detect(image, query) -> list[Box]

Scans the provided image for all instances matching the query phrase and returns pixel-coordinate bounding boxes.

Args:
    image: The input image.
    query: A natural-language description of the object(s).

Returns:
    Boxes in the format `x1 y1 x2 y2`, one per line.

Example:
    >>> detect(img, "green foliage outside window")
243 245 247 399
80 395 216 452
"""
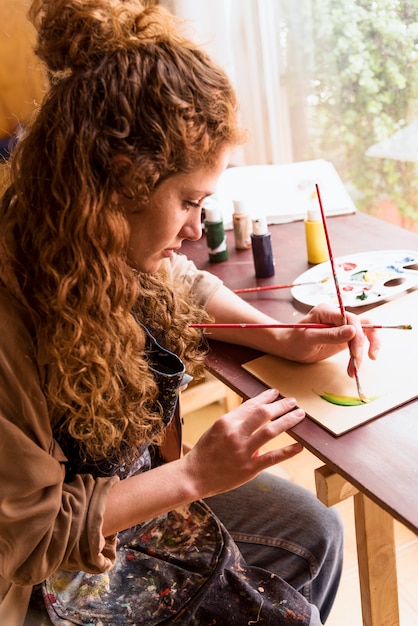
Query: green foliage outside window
283 0 418 224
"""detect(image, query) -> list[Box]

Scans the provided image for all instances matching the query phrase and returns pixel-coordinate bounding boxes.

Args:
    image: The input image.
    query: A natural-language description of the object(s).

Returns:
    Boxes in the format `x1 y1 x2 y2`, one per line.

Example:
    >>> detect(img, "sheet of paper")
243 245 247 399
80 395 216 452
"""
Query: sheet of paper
214 159 356 229
242 289 418 435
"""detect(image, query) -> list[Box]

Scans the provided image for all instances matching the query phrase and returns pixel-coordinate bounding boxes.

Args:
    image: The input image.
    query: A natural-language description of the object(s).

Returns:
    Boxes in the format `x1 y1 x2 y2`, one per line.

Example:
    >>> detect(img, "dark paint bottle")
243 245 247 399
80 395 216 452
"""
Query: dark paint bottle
251 217 275 278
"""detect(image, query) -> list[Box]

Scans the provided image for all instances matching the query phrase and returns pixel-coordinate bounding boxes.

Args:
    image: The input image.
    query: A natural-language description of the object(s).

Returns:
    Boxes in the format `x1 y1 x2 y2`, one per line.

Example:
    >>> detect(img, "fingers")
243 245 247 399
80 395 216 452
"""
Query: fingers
228 389 306 474
367 337 380 360
304 304 381 366
362 320 380 360
228 389 305 456
305 302 345 326
346 312 381 363
300 304 355 347
256 441 304 470
235 388 303 436
186 396 305 498
249 406 305 453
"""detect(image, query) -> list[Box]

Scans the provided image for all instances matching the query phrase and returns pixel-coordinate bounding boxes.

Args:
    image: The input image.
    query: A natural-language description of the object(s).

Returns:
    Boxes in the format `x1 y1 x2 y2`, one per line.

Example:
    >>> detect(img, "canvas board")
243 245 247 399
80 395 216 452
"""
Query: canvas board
242 289 418 435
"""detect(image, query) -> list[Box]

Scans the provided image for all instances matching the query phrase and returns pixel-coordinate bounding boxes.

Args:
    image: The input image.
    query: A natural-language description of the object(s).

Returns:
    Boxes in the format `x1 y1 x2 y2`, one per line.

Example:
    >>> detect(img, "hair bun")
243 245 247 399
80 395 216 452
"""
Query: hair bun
29 0 150 73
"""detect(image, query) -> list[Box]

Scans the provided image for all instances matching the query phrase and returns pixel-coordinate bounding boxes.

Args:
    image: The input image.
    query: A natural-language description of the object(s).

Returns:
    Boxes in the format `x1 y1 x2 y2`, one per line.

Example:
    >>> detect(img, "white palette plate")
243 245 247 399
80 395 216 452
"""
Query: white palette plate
291 249 418 308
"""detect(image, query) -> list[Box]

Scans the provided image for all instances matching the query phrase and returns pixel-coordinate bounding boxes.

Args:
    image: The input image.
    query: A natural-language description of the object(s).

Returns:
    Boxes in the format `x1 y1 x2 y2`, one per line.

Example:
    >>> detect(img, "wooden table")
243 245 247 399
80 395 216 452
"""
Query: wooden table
182 212 418 626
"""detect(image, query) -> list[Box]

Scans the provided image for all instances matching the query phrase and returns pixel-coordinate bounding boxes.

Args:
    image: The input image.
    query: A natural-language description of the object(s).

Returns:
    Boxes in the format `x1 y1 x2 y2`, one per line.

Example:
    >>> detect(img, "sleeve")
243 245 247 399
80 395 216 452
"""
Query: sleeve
168 253 223 309
0 294 119 586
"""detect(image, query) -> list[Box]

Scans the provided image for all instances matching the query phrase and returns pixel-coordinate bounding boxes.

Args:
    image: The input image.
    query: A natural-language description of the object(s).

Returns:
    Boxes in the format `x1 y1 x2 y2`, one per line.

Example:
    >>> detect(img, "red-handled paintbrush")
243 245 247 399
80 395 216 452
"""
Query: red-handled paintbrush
315 183 368 403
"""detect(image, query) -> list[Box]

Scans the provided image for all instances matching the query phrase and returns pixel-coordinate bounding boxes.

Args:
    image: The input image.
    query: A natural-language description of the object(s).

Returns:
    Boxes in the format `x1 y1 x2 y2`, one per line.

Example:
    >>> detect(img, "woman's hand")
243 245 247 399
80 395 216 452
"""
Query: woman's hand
182 388 304 499
205 285 380 376
104 389 304 534
277 303 380 376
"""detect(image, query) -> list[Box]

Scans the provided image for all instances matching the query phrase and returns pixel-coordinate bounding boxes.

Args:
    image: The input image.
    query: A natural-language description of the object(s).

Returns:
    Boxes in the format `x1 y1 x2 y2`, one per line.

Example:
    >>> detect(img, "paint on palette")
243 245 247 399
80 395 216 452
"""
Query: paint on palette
337 255 418 303
313 261 384 304
293 250 418 309
347 267 389 302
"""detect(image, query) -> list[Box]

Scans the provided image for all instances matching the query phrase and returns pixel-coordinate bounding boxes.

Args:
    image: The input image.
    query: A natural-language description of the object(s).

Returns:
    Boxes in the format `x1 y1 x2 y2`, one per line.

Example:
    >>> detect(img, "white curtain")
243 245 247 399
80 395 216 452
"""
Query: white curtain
160 0 293 166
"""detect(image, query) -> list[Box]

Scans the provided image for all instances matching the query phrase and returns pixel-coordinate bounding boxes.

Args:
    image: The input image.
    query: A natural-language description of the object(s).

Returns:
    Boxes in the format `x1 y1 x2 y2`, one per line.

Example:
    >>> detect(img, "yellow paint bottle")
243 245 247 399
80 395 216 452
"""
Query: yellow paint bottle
304 192 329 264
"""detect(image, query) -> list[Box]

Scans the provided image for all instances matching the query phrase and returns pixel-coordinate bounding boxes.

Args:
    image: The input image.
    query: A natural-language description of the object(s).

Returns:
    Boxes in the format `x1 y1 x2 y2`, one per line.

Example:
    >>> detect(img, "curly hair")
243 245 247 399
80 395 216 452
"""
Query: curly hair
0 0 244 460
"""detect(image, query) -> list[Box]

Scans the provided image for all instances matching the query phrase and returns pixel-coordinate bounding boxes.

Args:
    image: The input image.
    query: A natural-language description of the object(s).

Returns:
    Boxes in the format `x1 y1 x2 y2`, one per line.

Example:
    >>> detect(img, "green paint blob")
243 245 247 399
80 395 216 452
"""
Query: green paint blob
355 290 368 301
317 391 377 406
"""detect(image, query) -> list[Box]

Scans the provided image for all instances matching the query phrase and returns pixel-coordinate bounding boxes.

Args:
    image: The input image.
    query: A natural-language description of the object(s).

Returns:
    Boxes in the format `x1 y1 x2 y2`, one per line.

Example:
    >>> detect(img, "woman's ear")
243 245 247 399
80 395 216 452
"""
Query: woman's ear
111 154 133 174
110 155 141 213
110 154 135 198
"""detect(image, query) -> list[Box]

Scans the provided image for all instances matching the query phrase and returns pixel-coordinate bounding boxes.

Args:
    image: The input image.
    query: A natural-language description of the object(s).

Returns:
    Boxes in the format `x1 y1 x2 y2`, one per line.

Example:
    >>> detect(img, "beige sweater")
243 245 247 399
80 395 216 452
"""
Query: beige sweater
0 253 222 626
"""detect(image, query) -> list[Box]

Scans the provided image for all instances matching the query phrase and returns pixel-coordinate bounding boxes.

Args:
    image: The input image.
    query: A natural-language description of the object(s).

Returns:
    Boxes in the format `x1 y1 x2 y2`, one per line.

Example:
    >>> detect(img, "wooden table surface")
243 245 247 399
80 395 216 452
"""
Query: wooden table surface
182 212 418 536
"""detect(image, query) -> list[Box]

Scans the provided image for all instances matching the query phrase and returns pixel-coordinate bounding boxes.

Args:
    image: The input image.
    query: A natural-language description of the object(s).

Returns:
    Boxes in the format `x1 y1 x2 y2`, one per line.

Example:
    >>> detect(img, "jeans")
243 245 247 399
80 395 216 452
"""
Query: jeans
205 471 344 625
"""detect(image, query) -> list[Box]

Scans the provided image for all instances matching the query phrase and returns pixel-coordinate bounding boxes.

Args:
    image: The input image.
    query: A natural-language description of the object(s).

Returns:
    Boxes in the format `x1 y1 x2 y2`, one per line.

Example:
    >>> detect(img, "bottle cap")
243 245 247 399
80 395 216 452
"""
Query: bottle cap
233 199 248 215
204 206 222 222
252 216 268 236
203 198 222 223
307 191 321 221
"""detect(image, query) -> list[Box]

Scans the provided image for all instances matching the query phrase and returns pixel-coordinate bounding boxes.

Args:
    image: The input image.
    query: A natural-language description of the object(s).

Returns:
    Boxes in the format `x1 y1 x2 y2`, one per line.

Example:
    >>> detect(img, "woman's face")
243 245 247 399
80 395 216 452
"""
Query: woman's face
123 149 231 273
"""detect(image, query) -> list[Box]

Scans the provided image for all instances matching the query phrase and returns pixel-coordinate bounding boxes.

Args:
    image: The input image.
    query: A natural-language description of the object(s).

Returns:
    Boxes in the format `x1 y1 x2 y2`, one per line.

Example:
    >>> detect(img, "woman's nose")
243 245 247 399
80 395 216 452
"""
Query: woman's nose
181 214 203 241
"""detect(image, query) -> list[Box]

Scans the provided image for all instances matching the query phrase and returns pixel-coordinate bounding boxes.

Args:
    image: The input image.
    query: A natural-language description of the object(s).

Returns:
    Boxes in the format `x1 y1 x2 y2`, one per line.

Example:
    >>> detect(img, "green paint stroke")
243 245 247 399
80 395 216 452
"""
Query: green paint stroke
317 391 377 406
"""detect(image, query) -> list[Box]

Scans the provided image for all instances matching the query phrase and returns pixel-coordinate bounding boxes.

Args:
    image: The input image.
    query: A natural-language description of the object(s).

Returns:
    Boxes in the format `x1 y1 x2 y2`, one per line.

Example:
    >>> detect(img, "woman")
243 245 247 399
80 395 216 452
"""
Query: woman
0 1 379 625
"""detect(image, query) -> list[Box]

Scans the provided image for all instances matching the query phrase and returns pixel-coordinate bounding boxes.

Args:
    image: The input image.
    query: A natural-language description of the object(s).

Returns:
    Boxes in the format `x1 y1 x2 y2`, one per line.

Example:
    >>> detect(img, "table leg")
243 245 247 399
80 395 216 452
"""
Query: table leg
315 466 400 626
354 491 399 626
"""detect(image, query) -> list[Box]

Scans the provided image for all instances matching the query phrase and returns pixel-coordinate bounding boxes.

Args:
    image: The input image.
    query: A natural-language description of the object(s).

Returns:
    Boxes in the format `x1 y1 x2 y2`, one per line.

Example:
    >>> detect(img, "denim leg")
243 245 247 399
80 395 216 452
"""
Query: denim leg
205 471 343 624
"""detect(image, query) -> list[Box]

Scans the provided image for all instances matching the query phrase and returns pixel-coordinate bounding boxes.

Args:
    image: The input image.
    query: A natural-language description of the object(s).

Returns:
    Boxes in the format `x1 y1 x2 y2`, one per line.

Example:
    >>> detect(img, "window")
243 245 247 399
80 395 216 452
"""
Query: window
163 0 418 230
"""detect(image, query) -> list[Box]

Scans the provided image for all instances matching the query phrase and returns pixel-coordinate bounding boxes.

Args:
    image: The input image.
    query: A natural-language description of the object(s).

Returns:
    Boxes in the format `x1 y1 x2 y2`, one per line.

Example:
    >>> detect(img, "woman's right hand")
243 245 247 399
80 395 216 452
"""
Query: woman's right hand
182 388 305 499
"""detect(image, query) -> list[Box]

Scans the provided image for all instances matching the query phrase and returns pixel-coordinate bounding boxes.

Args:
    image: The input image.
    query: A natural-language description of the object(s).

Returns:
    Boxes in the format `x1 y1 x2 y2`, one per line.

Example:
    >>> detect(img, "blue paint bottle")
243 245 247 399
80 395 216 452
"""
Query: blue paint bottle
251 217 275 278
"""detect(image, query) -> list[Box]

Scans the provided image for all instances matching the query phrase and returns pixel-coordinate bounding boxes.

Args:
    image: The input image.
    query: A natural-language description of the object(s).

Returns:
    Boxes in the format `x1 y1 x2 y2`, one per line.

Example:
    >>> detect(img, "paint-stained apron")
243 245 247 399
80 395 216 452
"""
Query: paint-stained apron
29 327 312 625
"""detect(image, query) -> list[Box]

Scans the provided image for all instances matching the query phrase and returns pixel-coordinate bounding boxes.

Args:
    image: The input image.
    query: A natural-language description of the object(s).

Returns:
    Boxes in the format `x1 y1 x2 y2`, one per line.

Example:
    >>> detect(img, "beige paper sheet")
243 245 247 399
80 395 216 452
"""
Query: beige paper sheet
243 289 418 435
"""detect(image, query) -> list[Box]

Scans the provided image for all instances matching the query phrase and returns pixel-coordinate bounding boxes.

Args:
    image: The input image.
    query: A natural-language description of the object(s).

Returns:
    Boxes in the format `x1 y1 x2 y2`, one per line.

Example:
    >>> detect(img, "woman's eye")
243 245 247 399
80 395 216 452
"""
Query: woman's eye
185 200 201 210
